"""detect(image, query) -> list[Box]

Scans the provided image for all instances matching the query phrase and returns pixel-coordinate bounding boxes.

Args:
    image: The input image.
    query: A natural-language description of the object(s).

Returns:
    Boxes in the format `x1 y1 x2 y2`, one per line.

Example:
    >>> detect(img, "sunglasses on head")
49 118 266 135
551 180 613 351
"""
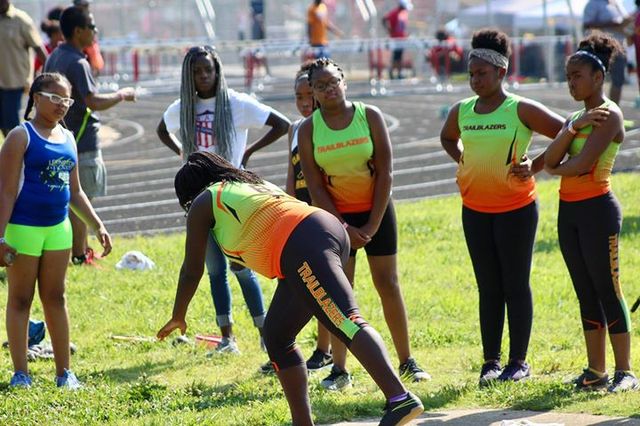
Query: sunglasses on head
38 92 74 107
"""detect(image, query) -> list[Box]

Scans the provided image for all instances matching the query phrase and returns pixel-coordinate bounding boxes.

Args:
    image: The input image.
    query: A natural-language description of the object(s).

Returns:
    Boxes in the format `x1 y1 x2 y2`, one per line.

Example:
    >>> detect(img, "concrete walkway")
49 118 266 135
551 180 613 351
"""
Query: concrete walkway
328 409 640 425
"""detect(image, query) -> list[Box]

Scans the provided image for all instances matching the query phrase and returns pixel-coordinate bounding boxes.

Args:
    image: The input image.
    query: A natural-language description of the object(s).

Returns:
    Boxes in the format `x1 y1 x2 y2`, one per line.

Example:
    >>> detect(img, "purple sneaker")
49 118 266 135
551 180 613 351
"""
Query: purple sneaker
498 360 530 382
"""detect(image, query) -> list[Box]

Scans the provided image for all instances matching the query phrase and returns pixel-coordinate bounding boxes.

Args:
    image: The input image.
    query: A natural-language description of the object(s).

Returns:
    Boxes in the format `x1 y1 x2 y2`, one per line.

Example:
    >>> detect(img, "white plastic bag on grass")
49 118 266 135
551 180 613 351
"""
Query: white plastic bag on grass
115 251 155 271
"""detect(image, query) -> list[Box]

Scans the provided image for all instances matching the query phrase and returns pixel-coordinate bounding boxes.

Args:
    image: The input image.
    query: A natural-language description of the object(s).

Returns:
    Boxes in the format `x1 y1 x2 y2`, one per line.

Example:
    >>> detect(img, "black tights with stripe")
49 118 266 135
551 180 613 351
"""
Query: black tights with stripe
462 201 538 362
558 192 630 334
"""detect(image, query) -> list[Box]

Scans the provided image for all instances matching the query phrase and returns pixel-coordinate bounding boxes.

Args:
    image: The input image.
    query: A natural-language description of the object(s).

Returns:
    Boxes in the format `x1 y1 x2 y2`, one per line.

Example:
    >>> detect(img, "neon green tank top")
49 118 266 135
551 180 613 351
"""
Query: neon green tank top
312 102 374 213
208 181 317 279
457 93 535 213
560 100 621 201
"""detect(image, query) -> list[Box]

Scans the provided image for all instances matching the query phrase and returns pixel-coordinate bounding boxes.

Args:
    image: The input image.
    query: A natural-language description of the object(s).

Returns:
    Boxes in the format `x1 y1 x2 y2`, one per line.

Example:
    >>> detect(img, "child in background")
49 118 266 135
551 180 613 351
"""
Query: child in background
0 73 112 388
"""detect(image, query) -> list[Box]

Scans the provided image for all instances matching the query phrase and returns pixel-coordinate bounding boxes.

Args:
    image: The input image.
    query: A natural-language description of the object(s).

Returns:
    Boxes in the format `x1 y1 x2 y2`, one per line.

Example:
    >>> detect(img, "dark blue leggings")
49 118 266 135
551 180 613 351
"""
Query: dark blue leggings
558 192 630 334
462 201 538 362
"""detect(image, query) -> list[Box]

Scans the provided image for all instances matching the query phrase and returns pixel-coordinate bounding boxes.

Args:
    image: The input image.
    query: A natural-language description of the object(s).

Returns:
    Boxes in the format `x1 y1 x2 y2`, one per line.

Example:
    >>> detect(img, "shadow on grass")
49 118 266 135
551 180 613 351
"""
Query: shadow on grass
98 359 176 383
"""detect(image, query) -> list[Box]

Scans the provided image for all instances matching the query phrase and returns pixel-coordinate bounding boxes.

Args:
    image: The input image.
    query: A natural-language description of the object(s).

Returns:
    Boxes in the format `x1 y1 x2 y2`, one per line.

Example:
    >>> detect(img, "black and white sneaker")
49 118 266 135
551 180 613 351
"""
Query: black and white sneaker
479 360 502 387
379 392 424 426
608 371 640 393
399 357 431 382
305 349 333 371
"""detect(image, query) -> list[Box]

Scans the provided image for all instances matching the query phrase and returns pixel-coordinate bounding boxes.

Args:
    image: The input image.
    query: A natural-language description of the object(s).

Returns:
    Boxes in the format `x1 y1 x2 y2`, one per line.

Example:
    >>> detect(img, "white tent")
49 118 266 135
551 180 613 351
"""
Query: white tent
457 0 636 35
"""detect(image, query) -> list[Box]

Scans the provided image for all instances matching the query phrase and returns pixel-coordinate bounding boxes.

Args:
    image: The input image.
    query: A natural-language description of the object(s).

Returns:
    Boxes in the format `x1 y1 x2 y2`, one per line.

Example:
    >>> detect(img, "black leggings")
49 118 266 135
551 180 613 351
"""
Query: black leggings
558 192 630 334
263 211 368 371
462 201 538 362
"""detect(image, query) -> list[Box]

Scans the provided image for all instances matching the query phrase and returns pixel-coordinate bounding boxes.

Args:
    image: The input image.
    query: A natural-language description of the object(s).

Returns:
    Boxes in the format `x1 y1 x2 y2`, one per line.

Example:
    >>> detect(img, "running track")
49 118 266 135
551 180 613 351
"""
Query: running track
94 82 640 235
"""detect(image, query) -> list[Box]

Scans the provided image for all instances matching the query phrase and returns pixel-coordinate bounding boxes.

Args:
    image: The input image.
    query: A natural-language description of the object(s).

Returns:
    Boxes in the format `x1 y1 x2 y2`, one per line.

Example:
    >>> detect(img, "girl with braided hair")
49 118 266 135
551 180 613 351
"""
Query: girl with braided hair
0 72 111 388
156 45 290 354
158 151 423 426
545 31 638 392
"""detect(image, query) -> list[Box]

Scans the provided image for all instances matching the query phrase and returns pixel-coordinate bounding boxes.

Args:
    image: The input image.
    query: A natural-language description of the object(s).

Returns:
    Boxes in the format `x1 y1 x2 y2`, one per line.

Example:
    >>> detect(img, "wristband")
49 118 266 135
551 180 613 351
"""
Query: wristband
341 221 349 229
567 120 578 135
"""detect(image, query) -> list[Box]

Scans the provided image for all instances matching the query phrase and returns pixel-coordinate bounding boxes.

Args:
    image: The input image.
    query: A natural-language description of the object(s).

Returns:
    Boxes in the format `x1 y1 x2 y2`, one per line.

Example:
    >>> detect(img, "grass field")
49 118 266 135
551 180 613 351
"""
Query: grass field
1 174 640 425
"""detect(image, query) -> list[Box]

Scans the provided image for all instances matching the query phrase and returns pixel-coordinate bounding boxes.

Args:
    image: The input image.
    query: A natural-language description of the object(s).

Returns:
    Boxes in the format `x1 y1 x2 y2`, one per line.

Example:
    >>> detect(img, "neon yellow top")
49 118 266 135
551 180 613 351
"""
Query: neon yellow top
457 94 535 213
560 101 621 202
312 102 375 213
208 181 316 279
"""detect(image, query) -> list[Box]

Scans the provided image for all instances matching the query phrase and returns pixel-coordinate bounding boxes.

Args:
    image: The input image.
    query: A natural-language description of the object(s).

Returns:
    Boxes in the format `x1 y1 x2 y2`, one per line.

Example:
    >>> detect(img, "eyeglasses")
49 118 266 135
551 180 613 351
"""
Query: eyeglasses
86 24 97 32
38 92 74 107
312 78 342 92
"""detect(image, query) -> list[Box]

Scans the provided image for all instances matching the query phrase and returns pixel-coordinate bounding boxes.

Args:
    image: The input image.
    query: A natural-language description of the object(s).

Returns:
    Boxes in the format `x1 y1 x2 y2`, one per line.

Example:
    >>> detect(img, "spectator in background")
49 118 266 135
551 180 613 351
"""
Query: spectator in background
44 6 136 265
382 0 412 79
429 29 463 81
35 7 66 73
250 0 265 40
583 0 633 104
307 0 343 59
72 0 104 75
632 0 640 98
0 0 48 136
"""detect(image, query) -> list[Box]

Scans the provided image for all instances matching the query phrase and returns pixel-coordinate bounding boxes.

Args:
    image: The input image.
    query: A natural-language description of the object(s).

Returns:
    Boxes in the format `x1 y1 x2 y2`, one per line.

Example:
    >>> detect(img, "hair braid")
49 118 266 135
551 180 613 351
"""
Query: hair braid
174 152 263 210
179 46 236 162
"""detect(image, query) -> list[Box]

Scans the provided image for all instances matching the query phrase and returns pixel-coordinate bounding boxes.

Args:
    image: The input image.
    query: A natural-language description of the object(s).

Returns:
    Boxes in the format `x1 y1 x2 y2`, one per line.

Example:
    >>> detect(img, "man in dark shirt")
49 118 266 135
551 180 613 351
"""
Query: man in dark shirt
44 6 136 265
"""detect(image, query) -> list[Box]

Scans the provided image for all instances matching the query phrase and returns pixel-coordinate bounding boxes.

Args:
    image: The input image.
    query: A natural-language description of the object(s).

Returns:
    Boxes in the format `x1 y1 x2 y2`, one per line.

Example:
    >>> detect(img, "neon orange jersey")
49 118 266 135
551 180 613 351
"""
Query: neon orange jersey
559 103 621 202
456 94 535 213
208 181 318 279
312 102 375 214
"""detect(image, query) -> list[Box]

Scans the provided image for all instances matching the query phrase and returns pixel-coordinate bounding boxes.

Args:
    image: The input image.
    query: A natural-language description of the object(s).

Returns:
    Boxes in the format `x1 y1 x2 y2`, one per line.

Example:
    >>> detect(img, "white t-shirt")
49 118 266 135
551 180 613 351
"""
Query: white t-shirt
163 89 273 167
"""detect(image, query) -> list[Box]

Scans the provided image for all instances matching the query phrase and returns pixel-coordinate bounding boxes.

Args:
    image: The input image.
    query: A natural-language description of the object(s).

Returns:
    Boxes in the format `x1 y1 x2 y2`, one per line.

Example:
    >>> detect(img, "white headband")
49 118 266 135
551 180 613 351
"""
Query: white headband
469 48 509 70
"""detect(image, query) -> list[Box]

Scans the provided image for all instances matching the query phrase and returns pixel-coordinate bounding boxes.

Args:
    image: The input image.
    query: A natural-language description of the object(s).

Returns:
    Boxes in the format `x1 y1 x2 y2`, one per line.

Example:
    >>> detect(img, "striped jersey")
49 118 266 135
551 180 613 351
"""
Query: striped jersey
208 180 317 279
560 101 621 202
312 102 374 213
456 94 535 213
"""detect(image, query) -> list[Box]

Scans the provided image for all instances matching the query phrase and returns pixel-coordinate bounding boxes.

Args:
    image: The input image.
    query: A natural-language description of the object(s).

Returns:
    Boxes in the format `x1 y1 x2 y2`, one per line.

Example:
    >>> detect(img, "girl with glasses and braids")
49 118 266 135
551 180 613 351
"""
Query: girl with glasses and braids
156 45 290 355
297 58 429 391
157 151 423 426
0 73 111 388
440 28 564 386
544 31 638 393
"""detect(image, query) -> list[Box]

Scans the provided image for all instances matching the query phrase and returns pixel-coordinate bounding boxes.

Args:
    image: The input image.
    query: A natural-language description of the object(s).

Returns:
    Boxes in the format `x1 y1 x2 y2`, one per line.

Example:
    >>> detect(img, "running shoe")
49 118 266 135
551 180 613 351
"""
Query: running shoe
497 360 530 382
608 371 640 393
573 368 609 391
320 366 352 391
207 336 240 356
379 391 424 426
56 369 82 390
479 360 502 387
399 357 431 382
305 349 333 371
259 360 275 375
9 371 32 388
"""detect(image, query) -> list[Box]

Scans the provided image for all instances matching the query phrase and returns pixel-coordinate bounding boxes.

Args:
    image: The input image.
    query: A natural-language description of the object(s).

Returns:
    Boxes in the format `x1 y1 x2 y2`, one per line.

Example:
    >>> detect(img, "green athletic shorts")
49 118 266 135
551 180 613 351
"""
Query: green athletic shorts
5 218 72 256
